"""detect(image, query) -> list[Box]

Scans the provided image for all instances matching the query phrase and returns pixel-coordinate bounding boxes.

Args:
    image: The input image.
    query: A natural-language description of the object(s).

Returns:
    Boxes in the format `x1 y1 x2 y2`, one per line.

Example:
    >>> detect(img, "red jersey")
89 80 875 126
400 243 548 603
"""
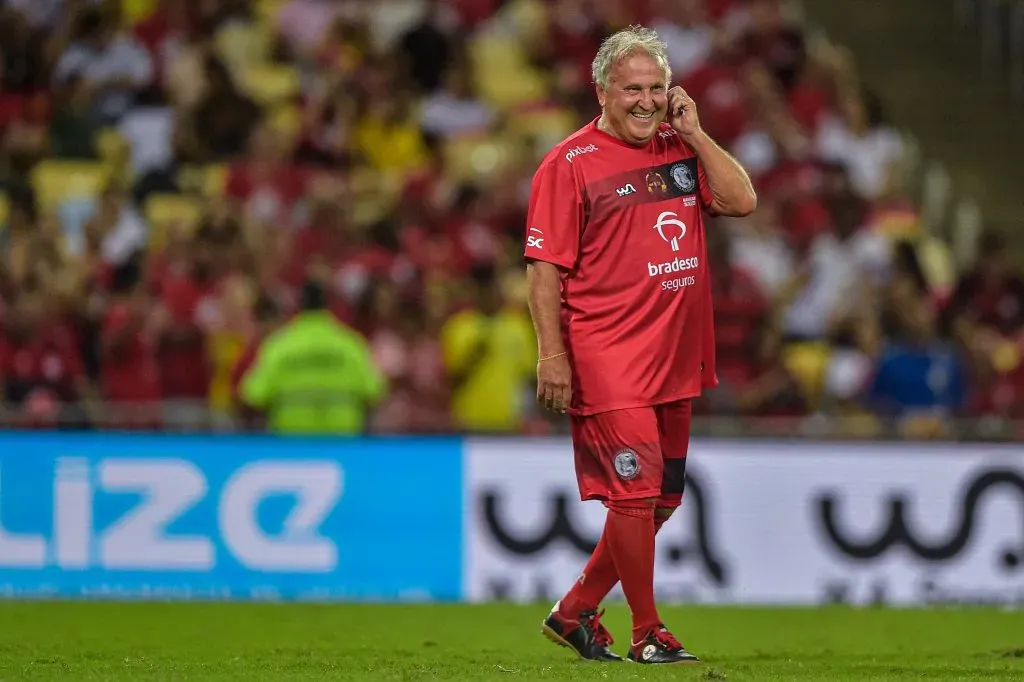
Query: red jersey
524 119 718 415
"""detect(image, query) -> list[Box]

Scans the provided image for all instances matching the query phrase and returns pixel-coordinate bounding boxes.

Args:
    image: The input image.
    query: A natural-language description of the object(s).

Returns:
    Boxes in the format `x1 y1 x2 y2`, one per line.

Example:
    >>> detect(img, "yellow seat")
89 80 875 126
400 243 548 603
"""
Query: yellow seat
95 128 130 165
122 0 158 24
178 164 229 197
216 21 272 71
506 106 577 149
469 35 550 110
914 235 957 300
0 195 8 227
31 160 111 210
254 0 287 21
443 135 520 185
782 341 832 407
145 194 204 250
240 64 300 107
267 103 302 145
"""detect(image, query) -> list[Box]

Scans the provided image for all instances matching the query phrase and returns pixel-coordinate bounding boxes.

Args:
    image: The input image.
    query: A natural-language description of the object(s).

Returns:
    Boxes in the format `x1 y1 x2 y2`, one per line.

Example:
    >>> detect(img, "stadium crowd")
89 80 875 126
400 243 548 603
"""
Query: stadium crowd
0 0 1022 437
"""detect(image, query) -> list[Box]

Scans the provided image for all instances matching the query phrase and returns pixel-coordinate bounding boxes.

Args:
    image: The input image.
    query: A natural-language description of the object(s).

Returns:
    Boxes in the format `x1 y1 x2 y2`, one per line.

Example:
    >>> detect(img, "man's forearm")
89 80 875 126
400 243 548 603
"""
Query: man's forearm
686 131 757 217
527 261 565 357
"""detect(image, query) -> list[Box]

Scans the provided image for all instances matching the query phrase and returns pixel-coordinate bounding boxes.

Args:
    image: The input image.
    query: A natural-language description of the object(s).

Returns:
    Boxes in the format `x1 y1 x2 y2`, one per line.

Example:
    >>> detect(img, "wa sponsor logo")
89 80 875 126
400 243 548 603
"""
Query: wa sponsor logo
616 183 637 197
814 465 1024 606
564 144 598 163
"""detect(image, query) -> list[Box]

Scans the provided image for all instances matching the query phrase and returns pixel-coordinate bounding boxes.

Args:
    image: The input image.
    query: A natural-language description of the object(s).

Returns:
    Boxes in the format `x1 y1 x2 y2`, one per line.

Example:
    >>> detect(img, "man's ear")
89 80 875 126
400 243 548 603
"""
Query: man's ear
596 85 607 108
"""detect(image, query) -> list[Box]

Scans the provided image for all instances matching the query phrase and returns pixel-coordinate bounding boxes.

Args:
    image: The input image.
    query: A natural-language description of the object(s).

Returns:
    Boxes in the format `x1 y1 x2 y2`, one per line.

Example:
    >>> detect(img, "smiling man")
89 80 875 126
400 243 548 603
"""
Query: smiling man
524 25 756 664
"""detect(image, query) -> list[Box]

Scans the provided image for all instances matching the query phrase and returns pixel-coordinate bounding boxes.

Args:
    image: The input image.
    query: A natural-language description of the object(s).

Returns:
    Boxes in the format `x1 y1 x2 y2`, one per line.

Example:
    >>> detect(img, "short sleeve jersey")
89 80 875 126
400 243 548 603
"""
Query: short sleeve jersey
524 118 719 415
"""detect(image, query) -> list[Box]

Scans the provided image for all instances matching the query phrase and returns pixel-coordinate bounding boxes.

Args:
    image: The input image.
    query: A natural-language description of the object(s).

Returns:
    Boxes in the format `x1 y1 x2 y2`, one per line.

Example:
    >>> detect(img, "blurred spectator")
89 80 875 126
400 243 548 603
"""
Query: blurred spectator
369 283 451 433
49 75 101 159
225 123 310 228
441 266 536 433
397 0 458 94
0 285 93 429
651 0 715 79
99 257 163 430
176 53 260 163
228 293 281 430
779 192 890 342
815 86 904 201
239 279 386 434
418 58 495 139
868 270 968 435
53 7 154 124
946 231 1024 416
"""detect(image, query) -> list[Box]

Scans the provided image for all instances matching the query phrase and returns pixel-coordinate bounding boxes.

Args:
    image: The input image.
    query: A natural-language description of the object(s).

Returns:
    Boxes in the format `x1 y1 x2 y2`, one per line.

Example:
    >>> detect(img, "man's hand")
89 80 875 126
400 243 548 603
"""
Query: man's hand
537 353 572 413
667 86 701 138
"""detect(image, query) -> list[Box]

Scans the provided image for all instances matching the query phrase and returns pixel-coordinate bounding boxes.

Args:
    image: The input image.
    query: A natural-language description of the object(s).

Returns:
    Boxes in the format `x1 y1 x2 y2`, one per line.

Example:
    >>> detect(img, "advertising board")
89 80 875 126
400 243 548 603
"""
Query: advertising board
0 433 464 600
464 438 1024 606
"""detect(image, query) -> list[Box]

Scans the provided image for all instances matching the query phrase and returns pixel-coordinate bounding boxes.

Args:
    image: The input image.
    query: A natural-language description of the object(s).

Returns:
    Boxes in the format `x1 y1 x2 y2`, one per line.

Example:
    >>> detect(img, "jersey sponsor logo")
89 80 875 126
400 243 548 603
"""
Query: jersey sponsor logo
648 256 700 277
526 228 544 250
670 163 695 193
646 171 668 195
564 144 598 163
653 211 686 252
616 183 637 197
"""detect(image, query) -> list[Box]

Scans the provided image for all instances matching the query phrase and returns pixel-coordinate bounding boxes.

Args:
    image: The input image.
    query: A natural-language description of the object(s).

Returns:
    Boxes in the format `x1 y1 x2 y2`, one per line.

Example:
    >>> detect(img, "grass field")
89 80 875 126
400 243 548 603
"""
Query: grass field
1 602 1023 680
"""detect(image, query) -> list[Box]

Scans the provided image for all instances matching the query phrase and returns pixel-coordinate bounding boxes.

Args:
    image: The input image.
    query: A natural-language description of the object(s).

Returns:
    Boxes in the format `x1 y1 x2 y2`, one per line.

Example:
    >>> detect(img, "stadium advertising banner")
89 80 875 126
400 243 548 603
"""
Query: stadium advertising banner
463 438 1024 607
0 433 463 600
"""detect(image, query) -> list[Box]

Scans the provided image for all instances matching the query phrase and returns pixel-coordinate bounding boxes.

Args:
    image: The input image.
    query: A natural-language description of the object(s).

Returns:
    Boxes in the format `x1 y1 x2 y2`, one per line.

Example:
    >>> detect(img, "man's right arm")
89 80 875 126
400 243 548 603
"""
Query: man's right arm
522 153 583 412
526 261 565 359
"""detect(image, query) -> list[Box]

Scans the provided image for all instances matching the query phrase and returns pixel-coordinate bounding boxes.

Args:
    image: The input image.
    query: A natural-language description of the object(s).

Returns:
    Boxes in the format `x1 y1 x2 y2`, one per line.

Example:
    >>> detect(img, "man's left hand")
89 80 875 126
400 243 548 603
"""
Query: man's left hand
667 86 702 138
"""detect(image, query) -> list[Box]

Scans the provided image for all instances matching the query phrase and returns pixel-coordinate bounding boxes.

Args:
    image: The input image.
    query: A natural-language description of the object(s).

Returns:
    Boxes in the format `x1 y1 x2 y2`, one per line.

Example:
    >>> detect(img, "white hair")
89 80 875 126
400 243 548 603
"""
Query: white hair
591 25 672 90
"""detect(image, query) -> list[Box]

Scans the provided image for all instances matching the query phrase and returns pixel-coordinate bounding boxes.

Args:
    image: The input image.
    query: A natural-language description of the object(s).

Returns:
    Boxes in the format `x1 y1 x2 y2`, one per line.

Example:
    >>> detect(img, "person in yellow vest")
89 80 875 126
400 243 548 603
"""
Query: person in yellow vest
441 266 537 432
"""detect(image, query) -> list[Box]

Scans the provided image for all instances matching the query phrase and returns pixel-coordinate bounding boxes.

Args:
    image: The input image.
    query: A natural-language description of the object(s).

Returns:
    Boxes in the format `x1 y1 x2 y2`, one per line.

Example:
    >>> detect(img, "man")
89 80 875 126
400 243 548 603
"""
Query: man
525 25 756 664
442 266 537 433
240 280 386 434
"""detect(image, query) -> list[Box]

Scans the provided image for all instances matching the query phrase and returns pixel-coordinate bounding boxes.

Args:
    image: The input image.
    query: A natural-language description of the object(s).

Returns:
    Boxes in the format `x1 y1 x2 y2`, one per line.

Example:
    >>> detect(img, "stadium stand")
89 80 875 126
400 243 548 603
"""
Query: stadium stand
0 0 1022 439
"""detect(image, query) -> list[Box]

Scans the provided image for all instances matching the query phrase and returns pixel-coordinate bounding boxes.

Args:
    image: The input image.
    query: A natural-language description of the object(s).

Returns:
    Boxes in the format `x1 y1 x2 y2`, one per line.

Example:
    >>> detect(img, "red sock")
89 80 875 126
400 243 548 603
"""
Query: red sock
558 527 618 618
604 504 661 643
559 513 673 619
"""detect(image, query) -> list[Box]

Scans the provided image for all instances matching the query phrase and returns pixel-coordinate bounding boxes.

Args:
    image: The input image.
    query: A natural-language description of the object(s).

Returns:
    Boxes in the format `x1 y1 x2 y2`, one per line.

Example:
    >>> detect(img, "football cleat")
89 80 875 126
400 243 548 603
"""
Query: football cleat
628 626 700 664
541 601 623 662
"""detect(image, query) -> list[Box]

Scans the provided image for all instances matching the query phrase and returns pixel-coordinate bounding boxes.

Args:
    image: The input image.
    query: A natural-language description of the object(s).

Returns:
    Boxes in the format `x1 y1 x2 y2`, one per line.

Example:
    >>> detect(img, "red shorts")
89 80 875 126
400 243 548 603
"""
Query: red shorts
570 399 692 508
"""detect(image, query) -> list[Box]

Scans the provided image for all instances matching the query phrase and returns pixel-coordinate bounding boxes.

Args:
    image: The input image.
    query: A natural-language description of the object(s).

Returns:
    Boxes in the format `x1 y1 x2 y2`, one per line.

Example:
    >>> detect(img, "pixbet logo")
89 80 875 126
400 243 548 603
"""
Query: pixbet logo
653 211 686 252
0 458 343 572
564 144 598 163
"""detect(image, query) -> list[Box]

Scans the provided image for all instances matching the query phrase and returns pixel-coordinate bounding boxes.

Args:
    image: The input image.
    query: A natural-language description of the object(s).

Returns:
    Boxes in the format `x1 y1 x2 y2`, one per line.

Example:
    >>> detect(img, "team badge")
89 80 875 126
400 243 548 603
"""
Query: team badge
670 163 695 193
614 449 640 480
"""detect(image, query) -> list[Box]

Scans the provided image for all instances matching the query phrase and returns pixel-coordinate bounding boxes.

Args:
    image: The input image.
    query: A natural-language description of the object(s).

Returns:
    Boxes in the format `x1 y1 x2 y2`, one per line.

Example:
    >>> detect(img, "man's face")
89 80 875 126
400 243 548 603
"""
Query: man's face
596 51 668 146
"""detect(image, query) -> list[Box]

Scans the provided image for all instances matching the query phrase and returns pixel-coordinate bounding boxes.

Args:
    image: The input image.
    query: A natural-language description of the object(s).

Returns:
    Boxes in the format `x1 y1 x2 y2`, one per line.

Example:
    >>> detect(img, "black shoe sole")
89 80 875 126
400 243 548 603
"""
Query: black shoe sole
628 654 702 665
542 622 589 661
541 622 623 662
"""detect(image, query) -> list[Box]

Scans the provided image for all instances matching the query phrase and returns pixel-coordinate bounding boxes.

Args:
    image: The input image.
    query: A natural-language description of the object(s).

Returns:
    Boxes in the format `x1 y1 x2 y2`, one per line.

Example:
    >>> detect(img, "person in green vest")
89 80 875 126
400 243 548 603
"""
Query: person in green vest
240 280 386 434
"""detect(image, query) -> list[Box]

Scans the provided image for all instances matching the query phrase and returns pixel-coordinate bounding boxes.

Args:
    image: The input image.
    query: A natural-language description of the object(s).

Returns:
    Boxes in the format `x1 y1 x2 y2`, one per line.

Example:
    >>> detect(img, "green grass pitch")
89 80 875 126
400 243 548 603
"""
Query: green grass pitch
1 602 1023 680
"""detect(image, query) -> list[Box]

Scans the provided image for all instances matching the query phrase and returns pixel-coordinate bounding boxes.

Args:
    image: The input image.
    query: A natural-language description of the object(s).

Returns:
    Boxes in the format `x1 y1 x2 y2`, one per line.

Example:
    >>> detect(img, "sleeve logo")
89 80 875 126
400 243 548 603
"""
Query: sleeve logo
526 228 544 250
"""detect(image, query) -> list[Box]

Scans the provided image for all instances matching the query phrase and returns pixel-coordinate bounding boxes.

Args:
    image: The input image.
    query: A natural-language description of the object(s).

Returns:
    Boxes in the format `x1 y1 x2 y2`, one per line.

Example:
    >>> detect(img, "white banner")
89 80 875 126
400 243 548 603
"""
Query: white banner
463 438 1024 606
